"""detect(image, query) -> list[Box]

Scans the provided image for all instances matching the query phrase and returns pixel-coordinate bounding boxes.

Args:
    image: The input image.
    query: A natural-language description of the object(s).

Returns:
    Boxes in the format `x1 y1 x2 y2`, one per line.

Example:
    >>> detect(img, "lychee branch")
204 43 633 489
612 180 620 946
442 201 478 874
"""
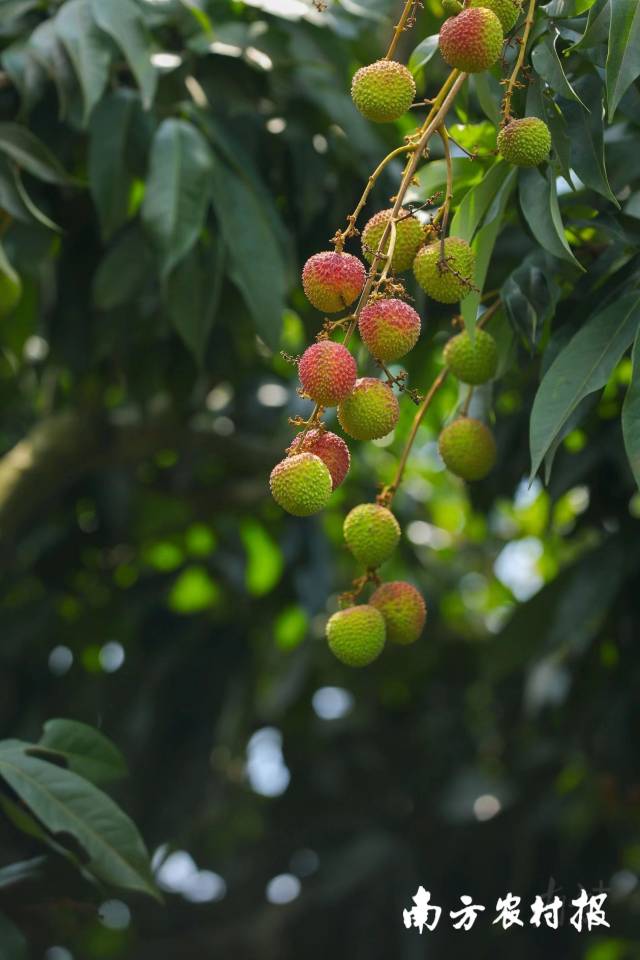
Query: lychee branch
385 0 421 61
501 0 537 121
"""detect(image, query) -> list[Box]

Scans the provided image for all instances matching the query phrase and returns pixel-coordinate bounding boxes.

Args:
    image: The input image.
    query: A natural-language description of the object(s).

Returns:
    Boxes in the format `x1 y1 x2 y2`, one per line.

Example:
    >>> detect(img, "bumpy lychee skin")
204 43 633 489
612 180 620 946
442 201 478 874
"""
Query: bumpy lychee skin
497 117 551 167
343 503 401 568
298 340 357 407
370 581 427 645
351 59 416 123
269 452 332 515
326 605 386 667
358 298 421 363
439 7 504 73
302 251 366 313
361 208 425 273
469 0 522 32
438 417 496 481
413 237 475 304
337 377 399 441
290 429 350 490
443 328 498 385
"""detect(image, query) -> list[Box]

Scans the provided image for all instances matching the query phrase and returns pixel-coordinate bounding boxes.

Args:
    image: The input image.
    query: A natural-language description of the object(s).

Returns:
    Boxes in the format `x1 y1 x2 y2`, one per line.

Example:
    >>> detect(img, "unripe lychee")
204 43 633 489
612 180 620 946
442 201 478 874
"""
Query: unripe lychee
358 298 421 363
413 237 475 304
290 429 350 490
343 503 401 568
438 417 496 481
326 604 385 667
351 59 416 123
337 377 399 441
468 0 522 32
443 0 464 15
269 452 332 515
302 251 366 313
443 328 498 384
361 208 425 273
298 340 357 407
497 117 551 167
369 581 426 645
439 7 504 73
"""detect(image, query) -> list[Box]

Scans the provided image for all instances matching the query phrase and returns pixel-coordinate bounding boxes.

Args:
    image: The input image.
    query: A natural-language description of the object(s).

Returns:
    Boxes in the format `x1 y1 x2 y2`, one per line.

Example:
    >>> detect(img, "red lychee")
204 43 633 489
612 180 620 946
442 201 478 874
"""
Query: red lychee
358 298 421 363
289 429 350 489
439 7 504 73
298 340 357 407
302 251 366 313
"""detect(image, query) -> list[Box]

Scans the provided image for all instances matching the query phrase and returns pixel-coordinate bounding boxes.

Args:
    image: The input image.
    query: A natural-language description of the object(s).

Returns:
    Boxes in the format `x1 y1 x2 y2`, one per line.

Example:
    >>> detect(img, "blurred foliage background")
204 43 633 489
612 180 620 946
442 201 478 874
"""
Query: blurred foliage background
0 0 639 957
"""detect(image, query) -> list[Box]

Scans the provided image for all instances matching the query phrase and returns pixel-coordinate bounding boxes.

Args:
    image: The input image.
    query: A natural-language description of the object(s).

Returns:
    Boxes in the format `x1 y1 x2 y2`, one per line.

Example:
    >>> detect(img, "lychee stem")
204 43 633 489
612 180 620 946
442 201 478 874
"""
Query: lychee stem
385 0 420 61
501 0 538 122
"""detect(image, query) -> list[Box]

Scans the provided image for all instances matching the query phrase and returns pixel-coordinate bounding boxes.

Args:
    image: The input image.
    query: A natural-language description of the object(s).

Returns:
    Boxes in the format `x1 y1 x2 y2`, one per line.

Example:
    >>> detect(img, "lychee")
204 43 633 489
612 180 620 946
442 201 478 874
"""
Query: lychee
290 429 350 490
351 59 416 123
468 0 522 32
442 0 464 14
369 581 426 645
497 117 551 167
337 377 399 441
361 208 425 273
438 417 496 481
443 328 498 384
439 7 504 73
269 452 332 515
298 340 357 407
358 298 421 363
413 237 475 304
302 251 366 313
326 604 386 667
343 503 400 568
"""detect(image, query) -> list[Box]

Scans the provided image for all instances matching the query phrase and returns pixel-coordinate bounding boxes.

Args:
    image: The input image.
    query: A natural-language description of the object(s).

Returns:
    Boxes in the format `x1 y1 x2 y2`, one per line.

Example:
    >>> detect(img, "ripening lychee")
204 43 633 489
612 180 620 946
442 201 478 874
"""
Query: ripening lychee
413 237 475 304
443 328 498 384
298 340 357 407
497 117 551 167
438 417 496 481
439 7 504 73
468 0 522 32
302 251 366 313
361 208 425 273
442 0 464 15
290 429 350 490
369 581 427 645
358 298 421 363
326 604 386 667
269 452 332 515
337 377 399 441
343 503 401 568
351 59 416 123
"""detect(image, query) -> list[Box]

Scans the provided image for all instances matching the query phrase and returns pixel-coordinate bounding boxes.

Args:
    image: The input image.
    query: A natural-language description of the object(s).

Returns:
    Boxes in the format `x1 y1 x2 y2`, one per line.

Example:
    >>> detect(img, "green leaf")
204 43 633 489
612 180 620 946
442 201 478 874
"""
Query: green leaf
90 0 157 109
55 0 112 124
0 857 45 891
408 35 439 75
564 75 618 204
93 223 153 310
622 325 640 490
519 167 582 267
0 912 27 960
571 0 610 48
531 34 587 107
606 0 640 120
451 161 512 243
165 238 224 363
1 42 46 115
28 19 78 120
89 90 138 240
0 744 159 900
37 719 128 786
529 292 640 479
141 118 213 278
0 122 70 184
472 72 501 125
240 519 283 597
502 251 561 349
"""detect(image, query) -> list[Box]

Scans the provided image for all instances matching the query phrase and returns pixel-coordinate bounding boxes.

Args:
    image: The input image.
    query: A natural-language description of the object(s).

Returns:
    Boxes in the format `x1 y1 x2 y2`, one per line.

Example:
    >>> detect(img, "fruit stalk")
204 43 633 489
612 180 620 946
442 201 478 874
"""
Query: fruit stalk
501 0 537 121
385 0 420 60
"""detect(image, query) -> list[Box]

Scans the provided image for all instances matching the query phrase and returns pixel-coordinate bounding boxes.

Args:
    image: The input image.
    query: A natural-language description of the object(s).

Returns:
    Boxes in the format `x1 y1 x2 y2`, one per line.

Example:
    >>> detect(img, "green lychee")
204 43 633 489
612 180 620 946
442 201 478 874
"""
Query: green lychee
358 298 421 363
497 117 551 167
443 328 498 384
361 208 425 273
413 237 475 304
298 340 357 407
343 503 400 568
439 7 504 73
302 251 366 313
326 604 386 667
438 417 496 481
351 59 416 123
369 581 426 645
269 452 332 515
468 0 523 32
290 429 350 490
443 0 464 15
337 377 399 441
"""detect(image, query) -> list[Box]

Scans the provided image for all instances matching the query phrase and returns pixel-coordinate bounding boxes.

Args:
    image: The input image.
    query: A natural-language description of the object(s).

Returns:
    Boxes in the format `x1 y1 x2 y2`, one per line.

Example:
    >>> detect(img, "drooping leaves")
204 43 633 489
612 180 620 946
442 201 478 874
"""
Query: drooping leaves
606 0 640 120
622 325 640 489
37 718 128 786
55 0 112 124
519 167 582 268
90 0 157 109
